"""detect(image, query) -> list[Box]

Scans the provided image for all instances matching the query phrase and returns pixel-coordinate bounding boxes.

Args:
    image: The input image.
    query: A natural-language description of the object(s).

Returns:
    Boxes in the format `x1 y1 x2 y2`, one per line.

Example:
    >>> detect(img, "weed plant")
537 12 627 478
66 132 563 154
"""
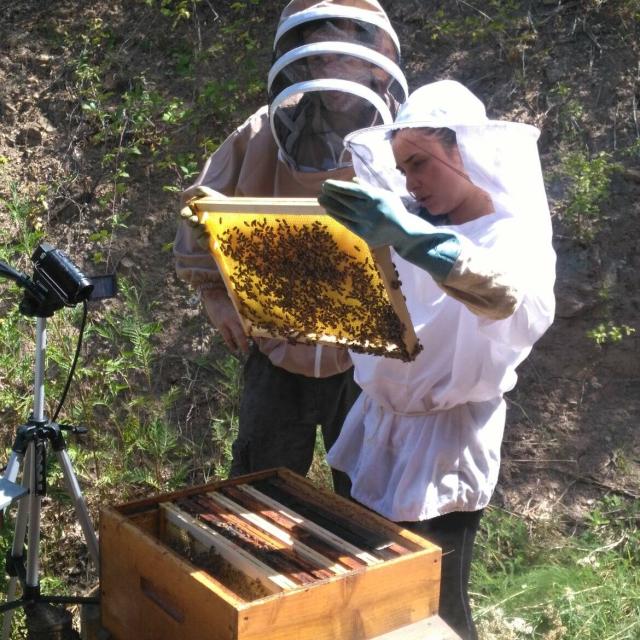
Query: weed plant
557 151 617 243
208 351 242 480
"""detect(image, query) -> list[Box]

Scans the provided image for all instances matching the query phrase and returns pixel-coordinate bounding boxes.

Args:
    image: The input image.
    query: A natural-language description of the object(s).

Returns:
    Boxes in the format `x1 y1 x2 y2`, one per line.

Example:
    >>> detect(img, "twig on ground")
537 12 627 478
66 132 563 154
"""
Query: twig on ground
544 467 640 500
536 1 579 27
578 534 627 565
455 0 492 21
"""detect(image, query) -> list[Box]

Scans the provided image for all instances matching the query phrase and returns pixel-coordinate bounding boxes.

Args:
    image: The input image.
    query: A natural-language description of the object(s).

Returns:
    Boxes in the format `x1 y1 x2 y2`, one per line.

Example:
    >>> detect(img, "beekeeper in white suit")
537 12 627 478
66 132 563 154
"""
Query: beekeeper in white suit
319 79 556 639
174 0 407 494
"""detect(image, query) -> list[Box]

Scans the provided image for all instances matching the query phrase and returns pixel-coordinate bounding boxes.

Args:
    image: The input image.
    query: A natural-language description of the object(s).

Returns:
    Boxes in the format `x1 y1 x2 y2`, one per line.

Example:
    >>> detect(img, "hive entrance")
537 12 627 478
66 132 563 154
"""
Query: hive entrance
189 196 421 361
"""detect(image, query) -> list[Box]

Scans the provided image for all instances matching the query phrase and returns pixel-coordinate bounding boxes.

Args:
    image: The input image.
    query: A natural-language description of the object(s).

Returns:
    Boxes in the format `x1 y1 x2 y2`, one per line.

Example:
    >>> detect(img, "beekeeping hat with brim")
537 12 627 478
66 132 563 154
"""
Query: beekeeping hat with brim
269 0 408 172
344 79 554 245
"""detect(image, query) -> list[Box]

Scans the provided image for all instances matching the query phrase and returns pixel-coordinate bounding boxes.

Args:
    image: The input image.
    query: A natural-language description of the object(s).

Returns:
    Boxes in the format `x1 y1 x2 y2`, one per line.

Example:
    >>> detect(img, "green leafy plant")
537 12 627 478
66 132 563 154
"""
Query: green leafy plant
208 351 242 479
587 322 636 346
0 183 44 263
143 0 202 25
548 83 585 141
558 150 617 242
161 152 200 193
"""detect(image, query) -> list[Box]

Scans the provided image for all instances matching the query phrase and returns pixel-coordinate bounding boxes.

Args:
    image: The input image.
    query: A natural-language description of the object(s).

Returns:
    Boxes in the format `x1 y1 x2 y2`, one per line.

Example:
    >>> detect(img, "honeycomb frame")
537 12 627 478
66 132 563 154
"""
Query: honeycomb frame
186 195 421 361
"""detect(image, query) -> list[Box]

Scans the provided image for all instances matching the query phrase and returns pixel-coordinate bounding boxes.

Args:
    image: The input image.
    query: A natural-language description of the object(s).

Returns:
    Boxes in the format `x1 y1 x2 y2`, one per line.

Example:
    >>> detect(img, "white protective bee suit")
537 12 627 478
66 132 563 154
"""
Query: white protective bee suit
325 80 557 521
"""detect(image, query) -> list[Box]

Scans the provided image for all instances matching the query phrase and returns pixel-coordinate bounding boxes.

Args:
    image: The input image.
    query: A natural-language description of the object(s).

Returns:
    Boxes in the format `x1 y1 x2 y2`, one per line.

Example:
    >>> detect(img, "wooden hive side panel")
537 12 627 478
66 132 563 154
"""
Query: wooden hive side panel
100 506 241 640
236 551 441 640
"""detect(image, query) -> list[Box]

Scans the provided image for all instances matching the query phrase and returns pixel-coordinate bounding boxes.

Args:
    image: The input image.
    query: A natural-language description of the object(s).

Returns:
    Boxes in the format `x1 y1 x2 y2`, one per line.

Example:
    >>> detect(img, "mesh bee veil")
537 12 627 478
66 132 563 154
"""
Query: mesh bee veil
269 0 407 172
344 80 554 250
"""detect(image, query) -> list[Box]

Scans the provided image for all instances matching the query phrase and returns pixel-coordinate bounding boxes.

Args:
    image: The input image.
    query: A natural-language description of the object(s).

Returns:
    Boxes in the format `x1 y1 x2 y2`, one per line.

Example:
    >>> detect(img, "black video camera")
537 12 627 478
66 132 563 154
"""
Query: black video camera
16 243 117 317
31 243 95 307
0 242 117 317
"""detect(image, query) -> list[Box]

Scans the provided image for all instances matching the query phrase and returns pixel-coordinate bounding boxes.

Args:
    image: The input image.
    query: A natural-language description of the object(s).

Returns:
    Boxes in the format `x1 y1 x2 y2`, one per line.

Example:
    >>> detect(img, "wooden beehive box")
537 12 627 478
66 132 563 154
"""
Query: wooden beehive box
184 195 421 362
100 468 441 640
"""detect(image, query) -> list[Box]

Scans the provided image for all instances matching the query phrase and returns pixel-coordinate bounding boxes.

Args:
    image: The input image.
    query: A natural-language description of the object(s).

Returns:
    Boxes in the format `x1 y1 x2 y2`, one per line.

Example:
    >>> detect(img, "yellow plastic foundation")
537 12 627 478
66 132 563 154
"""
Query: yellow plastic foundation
186 197 420 361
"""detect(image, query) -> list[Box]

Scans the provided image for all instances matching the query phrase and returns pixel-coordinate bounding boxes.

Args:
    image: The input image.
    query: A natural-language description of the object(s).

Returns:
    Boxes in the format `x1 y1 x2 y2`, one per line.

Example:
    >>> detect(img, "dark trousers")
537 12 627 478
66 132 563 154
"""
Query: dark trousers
402 510 484 640
229 346 360 492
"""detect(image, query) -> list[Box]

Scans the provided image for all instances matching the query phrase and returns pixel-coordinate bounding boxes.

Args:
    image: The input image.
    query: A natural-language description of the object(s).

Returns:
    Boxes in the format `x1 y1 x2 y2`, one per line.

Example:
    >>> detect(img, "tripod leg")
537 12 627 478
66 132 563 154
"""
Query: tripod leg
0 580 18 640
1 447 32 640
55 450 99 568
25 441 44 591
1 452 28 516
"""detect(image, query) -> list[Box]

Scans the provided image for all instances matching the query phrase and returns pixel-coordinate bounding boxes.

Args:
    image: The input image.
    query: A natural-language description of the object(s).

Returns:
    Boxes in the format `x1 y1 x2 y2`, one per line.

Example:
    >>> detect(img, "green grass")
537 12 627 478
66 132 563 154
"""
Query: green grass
472 501 640 639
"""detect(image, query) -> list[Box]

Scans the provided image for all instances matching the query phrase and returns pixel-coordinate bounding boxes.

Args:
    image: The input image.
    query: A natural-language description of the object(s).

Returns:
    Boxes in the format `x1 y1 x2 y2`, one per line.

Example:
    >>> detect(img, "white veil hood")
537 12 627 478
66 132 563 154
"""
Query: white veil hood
344 80 553 244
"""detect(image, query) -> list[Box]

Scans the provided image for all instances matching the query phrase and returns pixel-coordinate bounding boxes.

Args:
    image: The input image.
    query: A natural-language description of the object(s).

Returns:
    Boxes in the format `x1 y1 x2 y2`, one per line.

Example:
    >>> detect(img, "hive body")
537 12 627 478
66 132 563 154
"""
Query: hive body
100 469 442 640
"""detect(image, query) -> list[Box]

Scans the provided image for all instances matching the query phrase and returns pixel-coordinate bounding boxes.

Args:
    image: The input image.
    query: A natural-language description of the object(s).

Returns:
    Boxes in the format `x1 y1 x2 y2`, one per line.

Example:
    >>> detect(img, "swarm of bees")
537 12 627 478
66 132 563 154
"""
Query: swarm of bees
190 199 421 361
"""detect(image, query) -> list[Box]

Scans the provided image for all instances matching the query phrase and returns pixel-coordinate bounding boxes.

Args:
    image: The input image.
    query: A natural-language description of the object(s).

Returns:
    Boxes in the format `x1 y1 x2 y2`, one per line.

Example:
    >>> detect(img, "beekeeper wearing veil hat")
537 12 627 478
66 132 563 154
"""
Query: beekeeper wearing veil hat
319 79 556 639
174 1 407 492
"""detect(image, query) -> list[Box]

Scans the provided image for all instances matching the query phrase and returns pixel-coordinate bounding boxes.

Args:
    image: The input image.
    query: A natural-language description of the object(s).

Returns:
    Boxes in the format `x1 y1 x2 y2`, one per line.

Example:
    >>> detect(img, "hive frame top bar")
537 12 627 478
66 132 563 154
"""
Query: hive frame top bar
193 196 325 215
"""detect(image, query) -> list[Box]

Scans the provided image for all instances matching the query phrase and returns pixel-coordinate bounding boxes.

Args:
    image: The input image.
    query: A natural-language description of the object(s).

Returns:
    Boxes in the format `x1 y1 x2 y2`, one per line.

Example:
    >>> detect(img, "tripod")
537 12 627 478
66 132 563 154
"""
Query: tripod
0 316 99 639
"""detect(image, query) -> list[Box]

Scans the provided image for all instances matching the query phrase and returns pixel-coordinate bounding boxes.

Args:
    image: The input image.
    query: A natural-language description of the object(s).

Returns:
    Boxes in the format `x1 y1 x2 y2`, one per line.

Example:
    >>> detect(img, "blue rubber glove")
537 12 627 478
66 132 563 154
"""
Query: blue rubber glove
319 179 461 282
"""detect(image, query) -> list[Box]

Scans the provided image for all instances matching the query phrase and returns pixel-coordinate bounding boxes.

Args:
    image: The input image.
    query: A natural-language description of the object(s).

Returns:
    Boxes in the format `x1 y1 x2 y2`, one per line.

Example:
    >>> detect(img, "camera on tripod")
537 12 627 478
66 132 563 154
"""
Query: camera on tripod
0 241 116 637
0 241 117 511
31 243 95 306
17 242 117 318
